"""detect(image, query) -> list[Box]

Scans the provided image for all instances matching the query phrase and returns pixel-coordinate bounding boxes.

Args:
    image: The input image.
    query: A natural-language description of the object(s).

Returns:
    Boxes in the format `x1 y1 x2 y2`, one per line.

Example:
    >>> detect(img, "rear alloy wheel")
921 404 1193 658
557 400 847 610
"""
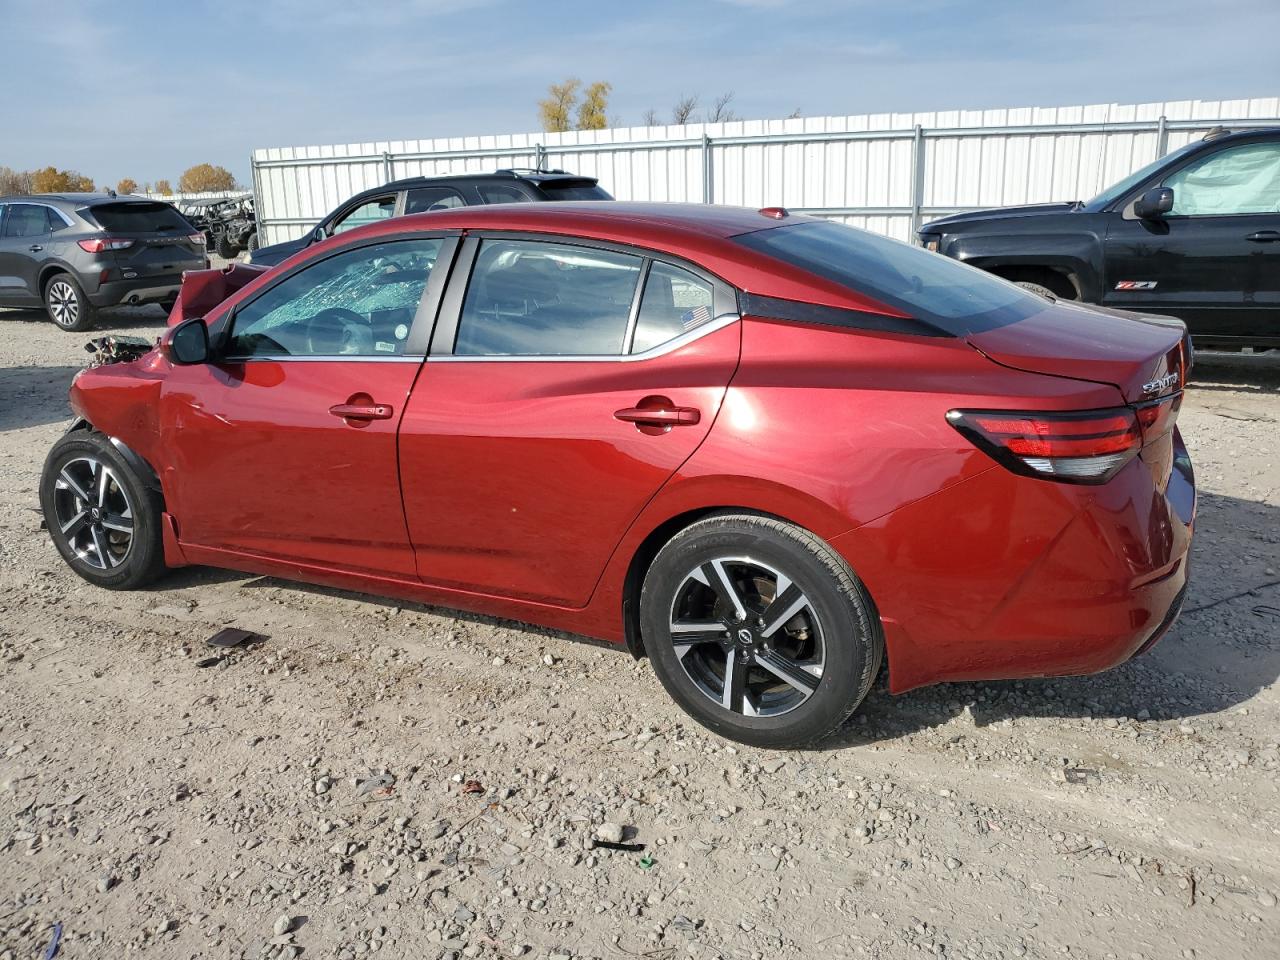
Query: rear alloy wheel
641 514 883 748
44 273 97 332
40 431 165 590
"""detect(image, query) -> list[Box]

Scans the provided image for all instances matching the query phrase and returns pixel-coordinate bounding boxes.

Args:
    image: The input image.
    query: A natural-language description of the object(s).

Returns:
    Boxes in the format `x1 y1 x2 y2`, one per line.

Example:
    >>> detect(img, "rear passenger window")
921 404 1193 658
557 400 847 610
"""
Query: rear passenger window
454 240 642 356
3 204 50 239
477 184 531 204
631 263 715 353
405 187 466 214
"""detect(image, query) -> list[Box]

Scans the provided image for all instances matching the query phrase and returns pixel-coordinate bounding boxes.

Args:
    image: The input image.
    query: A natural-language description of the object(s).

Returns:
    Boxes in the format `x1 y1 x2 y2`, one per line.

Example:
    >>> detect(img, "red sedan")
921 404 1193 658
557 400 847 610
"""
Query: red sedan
41 203 1195 747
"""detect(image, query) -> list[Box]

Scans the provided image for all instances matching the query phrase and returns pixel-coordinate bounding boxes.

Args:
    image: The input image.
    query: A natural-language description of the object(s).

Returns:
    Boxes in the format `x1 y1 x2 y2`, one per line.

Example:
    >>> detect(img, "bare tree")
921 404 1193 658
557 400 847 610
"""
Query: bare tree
0 166 34 195
671 95 699 125
641 108 660 127
708 92 738 123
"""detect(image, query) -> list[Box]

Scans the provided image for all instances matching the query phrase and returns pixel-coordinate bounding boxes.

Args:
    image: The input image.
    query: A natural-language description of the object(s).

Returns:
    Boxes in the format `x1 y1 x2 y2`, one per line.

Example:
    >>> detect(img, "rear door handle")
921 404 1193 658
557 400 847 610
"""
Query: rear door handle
613 405 701 426
329 402 394 421
28 244 42 252
1246 230 1280 243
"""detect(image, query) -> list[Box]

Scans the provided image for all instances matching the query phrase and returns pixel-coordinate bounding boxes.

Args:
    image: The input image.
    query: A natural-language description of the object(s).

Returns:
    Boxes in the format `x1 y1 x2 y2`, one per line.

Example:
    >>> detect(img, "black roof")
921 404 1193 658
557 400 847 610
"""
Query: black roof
381 169 599 190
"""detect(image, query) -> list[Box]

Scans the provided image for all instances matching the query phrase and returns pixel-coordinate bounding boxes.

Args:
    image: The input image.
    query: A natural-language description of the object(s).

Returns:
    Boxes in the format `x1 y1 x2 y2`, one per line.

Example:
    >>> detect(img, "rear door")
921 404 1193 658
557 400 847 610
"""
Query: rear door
160 233 456 577
398 235 741 606
1104 139 1280 339
0 203 51 302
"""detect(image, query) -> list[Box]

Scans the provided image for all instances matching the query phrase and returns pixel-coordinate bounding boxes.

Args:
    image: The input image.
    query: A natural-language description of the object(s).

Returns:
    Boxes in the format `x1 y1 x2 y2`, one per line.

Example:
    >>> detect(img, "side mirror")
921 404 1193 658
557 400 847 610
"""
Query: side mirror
1134 186 1174 220
163 317 210 365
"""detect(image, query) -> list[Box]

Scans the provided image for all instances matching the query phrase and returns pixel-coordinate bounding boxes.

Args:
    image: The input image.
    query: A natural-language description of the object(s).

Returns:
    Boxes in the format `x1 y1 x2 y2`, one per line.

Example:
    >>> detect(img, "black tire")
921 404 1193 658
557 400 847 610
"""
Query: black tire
1015 281 1060 300
43 273 98 332
640 514 883 748
40 431 166 590
215 234 236 259
246 232 260 253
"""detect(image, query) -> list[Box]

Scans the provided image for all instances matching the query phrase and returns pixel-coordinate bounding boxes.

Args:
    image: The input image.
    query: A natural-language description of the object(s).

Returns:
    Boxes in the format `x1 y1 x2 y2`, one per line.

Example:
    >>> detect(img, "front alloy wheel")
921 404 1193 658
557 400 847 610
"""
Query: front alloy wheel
40 431 165 590
641 514 883 748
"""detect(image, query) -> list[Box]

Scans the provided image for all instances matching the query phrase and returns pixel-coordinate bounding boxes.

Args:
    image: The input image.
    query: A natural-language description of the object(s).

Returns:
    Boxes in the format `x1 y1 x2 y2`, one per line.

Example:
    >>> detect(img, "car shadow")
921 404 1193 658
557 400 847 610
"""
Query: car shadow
1186 349 1280 395
0 304 169 332
822 487 1280 749
0 365 85 432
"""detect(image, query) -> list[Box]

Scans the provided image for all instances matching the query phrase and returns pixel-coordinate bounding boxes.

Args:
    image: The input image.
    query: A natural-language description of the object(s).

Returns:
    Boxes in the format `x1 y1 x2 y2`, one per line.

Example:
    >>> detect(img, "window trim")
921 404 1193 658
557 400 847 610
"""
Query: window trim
1118 135 1280 220
325 192 401 238
1 202 58 239
428 230 739 362
404 185 468 215
214 230 462 362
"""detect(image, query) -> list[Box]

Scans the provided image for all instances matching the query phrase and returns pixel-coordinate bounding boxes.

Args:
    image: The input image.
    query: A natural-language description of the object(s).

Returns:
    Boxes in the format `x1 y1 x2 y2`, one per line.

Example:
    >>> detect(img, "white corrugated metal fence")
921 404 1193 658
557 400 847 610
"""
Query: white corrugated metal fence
252 96 1280 247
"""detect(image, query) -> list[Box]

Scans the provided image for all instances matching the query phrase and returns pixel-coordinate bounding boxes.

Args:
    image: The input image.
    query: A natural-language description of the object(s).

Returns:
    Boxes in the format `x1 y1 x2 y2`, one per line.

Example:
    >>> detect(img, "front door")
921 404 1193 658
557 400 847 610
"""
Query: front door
160 234 454 578
1104 139 1280 340
399 237 741 607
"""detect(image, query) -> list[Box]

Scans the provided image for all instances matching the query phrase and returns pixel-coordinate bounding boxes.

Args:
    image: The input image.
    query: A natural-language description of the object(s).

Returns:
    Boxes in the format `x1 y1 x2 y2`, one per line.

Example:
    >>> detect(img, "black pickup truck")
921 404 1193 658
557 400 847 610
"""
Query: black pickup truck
918 127 1280 349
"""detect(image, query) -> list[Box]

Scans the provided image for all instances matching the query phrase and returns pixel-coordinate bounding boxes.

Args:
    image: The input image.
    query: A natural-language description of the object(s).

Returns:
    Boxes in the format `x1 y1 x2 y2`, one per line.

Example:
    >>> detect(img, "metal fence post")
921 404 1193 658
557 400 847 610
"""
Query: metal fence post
1156 115 1169 158
382 152 393 183
701 134 713 203
910 124 925 235
249 156 266 243
535 143 547 172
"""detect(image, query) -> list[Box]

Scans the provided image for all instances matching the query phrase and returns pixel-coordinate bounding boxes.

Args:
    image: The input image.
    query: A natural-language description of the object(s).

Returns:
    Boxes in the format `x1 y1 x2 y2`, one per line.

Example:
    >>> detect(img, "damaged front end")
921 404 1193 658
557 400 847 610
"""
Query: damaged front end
168 261 269 328
85 335 156 367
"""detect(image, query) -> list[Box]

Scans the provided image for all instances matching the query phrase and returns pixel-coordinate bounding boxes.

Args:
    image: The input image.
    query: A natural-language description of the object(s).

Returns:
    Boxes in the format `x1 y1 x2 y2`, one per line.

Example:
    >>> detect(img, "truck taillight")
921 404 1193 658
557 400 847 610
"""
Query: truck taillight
77 237 134 253
189 233 205 246
947 402 1179 484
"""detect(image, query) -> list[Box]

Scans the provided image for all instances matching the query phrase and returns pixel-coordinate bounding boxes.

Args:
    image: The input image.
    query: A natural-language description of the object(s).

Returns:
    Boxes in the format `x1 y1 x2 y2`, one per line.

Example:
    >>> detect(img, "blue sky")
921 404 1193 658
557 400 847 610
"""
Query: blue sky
2 0 1277 187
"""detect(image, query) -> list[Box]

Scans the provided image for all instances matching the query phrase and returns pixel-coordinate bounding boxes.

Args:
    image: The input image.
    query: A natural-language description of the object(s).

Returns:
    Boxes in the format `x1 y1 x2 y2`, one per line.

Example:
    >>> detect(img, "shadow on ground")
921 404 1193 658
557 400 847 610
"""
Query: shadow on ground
1187 349 1280 395
0 365 84 431
0 304 168 333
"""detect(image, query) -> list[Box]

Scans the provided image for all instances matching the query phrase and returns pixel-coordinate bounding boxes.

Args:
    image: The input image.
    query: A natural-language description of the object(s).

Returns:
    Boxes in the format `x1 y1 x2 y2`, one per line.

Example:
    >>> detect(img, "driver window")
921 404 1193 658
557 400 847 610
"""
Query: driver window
332 196 397 235
226 239 442 358
1164 142 1280 216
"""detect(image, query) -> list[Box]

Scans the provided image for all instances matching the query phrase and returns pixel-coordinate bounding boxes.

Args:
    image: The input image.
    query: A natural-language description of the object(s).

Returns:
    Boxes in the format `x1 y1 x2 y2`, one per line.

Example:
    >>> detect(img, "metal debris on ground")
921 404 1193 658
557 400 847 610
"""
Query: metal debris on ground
207 627 266 648
42 922 62 960
194 656 225 669
1064 767 1099 785
356 773 395 797
462 779 484 795
84 335 154 367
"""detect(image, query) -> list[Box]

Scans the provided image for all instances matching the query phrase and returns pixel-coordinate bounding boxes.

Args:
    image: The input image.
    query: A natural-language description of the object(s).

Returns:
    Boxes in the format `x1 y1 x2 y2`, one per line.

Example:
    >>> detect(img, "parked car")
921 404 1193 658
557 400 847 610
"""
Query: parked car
0 194 206 331
248 169 612 267
42 203 1194 747
917 127 1280 349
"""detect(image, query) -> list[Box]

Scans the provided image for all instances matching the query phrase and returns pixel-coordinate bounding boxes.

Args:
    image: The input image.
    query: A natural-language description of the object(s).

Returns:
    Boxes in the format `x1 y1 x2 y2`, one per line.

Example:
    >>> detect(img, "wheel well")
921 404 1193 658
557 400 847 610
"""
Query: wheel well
620 506 784 659
988 265 1079 299
38 266 71 296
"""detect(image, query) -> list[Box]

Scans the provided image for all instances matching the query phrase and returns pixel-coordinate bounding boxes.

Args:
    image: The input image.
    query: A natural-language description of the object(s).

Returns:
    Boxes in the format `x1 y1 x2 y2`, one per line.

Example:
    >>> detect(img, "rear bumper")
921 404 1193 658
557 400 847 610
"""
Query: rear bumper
89 275 187 307
833 428 1196 692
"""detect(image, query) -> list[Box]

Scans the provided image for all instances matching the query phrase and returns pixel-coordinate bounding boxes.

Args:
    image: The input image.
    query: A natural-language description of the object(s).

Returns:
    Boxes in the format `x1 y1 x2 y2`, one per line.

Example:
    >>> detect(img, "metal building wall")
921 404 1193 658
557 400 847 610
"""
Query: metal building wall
252 96 1280 246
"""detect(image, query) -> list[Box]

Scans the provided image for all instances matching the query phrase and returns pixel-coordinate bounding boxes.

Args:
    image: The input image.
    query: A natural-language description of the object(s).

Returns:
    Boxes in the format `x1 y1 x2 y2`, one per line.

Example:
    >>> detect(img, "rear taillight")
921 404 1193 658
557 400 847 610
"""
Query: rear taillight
77 237 134 253
948 397 1181 484
188 233 205 246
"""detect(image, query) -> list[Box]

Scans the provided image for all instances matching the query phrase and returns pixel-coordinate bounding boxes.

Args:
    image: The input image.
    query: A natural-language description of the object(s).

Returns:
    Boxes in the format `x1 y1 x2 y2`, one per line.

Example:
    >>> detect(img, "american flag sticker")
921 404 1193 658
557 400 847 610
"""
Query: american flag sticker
681 305 712 329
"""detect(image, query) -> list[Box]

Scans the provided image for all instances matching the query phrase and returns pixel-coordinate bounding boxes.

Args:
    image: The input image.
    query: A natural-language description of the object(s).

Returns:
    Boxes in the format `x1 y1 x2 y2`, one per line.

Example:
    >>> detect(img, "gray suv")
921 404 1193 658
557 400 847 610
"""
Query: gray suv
0 194 207 331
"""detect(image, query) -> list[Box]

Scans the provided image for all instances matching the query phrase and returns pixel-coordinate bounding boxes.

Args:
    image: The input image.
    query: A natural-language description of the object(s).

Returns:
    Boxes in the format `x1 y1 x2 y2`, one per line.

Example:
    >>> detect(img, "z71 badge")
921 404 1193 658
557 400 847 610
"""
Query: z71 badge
1115 280 1158 291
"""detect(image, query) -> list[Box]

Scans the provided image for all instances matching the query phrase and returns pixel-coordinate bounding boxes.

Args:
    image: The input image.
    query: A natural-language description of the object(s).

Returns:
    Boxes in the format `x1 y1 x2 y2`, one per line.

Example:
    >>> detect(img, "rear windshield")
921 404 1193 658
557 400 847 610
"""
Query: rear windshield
86 202 193 234
536 181 613 201
733 220 1046 335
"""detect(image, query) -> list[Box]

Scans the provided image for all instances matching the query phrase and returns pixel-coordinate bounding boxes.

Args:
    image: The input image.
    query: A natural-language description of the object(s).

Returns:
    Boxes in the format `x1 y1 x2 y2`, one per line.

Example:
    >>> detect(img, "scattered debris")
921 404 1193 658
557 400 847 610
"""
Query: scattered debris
591 839 647 853
462 779 485 795
42 922 62 960
1064 768 1099 785
207 627 265 648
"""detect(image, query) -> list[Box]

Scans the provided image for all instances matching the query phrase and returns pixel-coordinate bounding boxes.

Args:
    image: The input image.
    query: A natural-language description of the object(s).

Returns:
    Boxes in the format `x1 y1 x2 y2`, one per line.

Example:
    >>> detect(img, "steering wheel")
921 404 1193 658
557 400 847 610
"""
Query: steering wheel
302 307 373 356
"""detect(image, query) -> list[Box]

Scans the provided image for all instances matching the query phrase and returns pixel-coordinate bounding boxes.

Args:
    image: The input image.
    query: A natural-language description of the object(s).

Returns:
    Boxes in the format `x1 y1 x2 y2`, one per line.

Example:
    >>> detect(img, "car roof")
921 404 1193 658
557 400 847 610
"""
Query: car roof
381 169 599 191
0 193 171 206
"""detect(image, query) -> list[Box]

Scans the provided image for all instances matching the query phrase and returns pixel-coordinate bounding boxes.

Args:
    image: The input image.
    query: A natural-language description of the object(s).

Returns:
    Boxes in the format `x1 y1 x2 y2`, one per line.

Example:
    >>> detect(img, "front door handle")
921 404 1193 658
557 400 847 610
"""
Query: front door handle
614 405 701 427
1246 230 1280 243
28 244 43 252
329 401 394 421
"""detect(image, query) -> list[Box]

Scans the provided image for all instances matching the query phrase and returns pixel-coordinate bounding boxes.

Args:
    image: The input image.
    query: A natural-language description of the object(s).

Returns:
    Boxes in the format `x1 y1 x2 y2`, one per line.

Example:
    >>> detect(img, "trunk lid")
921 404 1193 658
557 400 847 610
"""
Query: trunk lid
966 299 1190 403
168 262 270 327
84 201 206 276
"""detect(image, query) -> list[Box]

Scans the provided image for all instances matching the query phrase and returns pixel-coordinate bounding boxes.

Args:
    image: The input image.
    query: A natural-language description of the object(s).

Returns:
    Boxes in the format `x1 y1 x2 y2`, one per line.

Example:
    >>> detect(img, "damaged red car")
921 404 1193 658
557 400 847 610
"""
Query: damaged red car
41 203 1195 747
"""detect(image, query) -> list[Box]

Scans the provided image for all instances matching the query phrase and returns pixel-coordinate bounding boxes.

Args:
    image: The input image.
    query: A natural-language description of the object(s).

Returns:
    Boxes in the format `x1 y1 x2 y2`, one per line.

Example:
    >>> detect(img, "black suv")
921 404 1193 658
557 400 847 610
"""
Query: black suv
918 128 1280 348
249 169 612 267
0 194 206 331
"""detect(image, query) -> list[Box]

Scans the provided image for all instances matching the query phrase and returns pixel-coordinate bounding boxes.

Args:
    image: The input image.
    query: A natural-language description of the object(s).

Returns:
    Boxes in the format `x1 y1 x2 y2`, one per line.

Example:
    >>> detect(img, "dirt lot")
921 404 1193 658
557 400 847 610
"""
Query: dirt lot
0 305 1277 960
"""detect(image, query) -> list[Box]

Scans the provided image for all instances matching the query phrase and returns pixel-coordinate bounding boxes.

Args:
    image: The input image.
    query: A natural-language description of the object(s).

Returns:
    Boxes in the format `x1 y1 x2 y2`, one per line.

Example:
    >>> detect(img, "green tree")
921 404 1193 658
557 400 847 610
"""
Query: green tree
538 78 580 133
576 81 611 130
179 163 236 193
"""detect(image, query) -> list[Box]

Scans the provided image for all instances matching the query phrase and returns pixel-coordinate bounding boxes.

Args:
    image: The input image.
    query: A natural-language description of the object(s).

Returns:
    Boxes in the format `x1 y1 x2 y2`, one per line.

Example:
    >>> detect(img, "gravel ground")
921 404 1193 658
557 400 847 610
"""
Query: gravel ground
0 305 1277 960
